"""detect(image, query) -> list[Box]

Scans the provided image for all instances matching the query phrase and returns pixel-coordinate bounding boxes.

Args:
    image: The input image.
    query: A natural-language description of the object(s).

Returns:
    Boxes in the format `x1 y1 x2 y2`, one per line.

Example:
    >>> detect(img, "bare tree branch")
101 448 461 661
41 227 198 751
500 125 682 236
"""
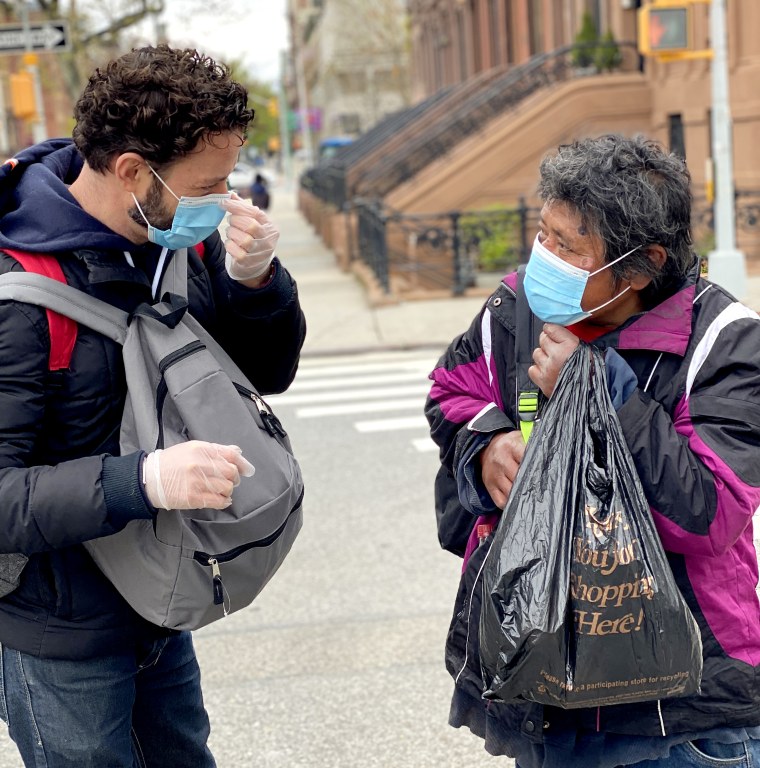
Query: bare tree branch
80 1 164 46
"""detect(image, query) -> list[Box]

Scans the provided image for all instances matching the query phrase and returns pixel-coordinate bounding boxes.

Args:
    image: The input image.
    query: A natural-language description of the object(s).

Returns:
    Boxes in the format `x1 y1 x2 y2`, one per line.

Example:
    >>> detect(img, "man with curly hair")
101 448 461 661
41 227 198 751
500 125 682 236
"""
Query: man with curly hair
0 45 306 766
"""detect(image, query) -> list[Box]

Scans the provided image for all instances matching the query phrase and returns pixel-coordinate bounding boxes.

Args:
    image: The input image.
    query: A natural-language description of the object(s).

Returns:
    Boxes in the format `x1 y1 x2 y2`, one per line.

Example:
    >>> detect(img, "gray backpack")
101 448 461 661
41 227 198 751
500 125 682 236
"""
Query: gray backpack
0 249 304 630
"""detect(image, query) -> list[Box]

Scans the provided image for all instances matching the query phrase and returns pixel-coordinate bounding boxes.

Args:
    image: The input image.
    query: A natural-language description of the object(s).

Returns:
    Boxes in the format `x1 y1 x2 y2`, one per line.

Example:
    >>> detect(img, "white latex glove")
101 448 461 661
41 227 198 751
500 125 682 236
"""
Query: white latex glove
143 441 255 511
221 193 280 281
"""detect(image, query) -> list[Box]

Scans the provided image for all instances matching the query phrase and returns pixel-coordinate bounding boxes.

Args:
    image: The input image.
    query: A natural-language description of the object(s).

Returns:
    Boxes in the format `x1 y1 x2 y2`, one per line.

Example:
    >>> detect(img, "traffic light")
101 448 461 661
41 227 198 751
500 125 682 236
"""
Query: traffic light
267 98 279 118
9 71 36 120
638 4 690 56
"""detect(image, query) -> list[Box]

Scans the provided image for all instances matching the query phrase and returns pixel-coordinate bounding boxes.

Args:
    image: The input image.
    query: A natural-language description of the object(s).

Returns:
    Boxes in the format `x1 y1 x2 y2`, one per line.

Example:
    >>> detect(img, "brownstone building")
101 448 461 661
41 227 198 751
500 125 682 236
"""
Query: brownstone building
401 0 760 259
299 0 760 297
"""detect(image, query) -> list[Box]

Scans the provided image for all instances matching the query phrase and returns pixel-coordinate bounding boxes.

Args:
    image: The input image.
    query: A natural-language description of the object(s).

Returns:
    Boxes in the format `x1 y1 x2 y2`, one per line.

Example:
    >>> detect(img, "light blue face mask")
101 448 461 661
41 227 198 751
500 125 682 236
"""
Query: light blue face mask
131 165 231 250
523 233 639 326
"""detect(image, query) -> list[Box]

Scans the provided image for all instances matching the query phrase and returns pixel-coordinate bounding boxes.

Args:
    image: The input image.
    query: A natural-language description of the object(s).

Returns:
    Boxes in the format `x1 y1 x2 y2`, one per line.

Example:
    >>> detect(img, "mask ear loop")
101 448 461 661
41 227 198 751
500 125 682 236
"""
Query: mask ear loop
588 284 632 314
129 193 170 298
132 163 179 228
131 193 150 227
588 245 640 277
586 245 641 314
147 164 180 202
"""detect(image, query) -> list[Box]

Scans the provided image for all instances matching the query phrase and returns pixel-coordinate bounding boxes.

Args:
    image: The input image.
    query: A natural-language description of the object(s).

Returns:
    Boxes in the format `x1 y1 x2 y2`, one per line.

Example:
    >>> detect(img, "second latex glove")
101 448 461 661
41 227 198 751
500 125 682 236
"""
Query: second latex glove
143 441 256 511
221 194 280 281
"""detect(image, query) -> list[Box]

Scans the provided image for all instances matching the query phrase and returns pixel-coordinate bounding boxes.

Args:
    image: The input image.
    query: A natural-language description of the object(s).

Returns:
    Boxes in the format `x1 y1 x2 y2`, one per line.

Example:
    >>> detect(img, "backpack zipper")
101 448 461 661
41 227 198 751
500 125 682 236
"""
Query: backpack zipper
208 557 225 606
154 341 286 446
193 487 304 605
155 340 206 448
233 382 287 437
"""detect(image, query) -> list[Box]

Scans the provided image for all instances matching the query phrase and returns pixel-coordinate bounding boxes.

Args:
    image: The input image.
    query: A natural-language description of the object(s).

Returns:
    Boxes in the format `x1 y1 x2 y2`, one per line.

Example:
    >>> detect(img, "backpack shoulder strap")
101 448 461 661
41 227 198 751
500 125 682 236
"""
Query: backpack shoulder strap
157 247 189 300
1 250 77 371
0 269 128 346
515 265 543 441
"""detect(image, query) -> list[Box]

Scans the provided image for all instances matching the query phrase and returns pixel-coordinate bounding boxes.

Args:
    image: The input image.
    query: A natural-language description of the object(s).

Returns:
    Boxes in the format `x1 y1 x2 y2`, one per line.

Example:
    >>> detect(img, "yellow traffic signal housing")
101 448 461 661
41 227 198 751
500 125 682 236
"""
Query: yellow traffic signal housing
638 4 690 56
9 71 36 120
267 98 279 118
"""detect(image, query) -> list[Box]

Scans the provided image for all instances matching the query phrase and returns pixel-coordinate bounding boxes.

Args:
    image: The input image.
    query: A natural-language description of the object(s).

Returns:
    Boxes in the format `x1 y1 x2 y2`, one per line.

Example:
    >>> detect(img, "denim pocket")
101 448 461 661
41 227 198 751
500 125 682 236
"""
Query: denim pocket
682 738 750 766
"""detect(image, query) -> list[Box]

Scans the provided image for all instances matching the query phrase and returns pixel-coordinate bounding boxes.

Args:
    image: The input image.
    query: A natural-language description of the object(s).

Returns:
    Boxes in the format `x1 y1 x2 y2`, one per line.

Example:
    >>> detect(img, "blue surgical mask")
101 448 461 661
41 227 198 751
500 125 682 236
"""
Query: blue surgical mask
131 165 230 250
523 233 638 325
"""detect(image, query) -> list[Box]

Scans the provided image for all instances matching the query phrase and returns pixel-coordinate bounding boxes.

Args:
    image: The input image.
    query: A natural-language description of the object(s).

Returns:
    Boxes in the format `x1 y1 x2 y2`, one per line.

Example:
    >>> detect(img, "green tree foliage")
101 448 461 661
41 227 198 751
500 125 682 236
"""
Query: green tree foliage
460 206 523 274
594 29 622 73
224 60 280 154
571 11 598 69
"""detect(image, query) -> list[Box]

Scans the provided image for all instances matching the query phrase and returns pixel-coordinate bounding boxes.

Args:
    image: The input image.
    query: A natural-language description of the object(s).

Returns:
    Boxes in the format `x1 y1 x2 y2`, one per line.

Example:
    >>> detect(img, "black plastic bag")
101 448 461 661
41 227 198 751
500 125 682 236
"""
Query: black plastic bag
479 344 703 709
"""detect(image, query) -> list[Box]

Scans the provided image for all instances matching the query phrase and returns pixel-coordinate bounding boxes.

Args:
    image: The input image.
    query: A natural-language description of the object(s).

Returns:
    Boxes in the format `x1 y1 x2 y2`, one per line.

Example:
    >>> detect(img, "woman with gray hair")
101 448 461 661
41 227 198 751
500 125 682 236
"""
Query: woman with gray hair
426 134 760 767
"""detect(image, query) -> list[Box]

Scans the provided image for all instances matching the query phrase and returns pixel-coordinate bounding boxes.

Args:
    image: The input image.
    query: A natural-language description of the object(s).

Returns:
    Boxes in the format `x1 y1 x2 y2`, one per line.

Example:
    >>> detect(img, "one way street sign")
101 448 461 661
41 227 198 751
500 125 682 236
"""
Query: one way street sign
0 21 70 54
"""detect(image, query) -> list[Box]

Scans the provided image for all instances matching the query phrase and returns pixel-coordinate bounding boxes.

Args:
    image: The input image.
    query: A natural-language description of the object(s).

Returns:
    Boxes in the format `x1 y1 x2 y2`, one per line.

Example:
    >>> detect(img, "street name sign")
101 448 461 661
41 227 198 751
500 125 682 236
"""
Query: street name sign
0 21 70 54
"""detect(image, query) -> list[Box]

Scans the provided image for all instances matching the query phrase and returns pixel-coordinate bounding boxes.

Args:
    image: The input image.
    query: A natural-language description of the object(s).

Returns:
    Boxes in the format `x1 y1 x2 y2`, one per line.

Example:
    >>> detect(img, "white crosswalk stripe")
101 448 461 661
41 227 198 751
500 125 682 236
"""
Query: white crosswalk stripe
296 398 423 419
355 415 429 432
270 349 440 452
271 372 429 392
267 384 430 406
412 437 440 453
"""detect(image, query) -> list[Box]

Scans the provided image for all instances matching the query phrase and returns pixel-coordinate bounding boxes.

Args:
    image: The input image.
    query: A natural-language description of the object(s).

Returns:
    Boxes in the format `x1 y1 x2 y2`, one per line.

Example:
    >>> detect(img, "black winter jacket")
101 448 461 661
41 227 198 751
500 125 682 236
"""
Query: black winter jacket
0 140 306 659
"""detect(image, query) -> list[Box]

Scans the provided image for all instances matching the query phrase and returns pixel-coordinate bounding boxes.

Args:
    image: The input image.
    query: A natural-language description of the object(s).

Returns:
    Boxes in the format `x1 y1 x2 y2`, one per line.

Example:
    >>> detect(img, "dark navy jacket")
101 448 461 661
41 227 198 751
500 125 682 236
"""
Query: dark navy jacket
425 267 760 737
0 140 306 659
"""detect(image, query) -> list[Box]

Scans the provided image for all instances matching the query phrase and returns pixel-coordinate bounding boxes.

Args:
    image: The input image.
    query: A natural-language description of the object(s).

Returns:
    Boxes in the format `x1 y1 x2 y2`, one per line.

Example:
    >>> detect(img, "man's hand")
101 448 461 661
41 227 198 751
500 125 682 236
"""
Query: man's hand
144 441 255 511
221 194 279 287
480 430 526 510
528 323 579 397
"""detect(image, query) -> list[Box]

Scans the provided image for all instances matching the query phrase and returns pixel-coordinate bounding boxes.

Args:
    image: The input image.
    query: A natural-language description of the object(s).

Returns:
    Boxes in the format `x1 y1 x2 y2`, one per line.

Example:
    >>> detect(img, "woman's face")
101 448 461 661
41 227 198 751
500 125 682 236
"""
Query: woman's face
538 201 648 328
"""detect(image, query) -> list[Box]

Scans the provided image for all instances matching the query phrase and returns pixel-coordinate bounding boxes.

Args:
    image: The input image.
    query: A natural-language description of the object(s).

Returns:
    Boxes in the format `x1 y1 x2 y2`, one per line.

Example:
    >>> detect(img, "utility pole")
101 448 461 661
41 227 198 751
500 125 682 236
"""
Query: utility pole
18 0 46 143
278 49 293 189
637 0 746 299
290 6 314 167
707 0 746 299
0 81 9 153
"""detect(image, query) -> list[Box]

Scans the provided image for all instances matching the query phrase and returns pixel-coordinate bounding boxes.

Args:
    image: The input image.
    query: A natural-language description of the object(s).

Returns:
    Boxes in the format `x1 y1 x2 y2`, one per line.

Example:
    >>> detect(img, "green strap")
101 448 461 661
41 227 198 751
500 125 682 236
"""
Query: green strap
518 390 538 441
515 265 542 443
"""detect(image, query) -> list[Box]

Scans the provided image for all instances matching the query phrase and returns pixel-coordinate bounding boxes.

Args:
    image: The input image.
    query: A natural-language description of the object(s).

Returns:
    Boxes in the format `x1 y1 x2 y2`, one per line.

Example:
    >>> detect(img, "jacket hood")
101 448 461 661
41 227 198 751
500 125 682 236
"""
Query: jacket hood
0 138 136 254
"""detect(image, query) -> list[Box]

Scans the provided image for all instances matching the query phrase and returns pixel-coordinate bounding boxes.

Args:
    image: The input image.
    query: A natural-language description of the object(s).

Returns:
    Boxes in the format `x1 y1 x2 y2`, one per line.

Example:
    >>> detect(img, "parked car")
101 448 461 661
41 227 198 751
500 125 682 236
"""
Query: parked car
319 136 355 161
226 162 256 197
227 162 276 198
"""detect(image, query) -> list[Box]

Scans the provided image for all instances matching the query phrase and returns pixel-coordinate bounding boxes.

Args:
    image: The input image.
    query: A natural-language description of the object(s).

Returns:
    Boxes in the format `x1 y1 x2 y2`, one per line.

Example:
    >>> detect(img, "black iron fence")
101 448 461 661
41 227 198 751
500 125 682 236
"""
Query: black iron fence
353 192 760 296
692 190 760 247
353 198 541 295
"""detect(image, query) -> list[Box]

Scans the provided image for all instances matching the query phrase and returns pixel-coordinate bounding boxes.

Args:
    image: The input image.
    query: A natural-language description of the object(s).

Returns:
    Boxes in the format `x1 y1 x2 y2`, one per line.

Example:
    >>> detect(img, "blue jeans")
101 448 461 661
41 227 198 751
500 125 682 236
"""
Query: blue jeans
0 631 215 767
515 737 760 768
627 738 760 767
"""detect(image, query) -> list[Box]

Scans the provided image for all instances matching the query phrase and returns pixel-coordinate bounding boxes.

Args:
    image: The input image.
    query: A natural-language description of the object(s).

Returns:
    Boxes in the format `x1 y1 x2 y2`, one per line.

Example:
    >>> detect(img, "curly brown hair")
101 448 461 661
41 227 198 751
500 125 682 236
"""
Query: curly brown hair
72 45 255 172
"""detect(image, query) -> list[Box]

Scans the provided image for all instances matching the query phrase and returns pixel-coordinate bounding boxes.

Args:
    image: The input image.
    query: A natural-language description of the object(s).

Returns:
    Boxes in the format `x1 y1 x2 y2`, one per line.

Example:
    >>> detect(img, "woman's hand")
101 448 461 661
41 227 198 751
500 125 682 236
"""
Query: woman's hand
480 430 526 510
528 323 579 397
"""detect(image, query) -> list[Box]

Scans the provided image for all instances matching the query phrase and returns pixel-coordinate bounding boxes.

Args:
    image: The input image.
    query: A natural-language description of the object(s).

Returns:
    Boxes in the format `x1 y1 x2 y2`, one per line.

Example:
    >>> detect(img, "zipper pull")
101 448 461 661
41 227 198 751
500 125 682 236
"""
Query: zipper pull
250 391 286 437
235 383 287 437
209 557 225 606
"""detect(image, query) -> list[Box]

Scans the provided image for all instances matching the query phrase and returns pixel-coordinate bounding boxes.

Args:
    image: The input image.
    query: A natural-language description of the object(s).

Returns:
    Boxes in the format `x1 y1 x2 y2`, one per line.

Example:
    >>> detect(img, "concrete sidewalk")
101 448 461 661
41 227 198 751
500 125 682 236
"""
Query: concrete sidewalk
268 182 488 357
267 178 760 358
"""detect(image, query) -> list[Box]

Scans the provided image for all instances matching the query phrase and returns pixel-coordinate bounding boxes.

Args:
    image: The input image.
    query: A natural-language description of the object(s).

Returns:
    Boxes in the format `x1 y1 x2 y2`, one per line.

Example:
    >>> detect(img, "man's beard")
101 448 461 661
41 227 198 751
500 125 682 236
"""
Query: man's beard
128 176 175 232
